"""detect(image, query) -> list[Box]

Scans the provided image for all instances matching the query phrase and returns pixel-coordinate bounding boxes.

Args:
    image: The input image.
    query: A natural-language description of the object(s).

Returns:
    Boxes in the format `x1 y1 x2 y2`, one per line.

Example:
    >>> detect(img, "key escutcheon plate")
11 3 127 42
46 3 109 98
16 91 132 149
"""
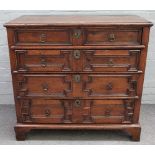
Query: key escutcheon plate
74 74 81 83
73 50 81 59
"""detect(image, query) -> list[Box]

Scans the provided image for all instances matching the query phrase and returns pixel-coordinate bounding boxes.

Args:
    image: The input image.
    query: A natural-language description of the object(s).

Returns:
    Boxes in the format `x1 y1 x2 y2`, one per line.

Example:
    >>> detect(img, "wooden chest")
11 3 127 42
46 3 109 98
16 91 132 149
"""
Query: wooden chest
4 15 153 141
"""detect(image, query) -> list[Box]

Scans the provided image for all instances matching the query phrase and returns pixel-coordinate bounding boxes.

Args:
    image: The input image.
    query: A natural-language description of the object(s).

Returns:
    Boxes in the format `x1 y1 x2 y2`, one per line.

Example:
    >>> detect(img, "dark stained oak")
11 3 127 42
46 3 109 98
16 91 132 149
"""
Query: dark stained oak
4 15 153 141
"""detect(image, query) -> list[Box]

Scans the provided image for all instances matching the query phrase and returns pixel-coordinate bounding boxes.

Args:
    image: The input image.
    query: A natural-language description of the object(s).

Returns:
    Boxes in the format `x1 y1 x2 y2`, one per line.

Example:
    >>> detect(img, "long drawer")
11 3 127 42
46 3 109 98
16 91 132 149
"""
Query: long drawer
14 27 142 46
15 49 140 72
15 74 138 99
18 98 135 124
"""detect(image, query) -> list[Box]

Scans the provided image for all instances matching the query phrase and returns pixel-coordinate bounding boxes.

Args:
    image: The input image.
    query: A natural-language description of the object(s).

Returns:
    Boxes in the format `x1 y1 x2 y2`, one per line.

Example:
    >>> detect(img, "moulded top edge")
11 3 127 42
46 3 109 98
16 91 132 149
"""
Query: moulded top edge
4 15 153 27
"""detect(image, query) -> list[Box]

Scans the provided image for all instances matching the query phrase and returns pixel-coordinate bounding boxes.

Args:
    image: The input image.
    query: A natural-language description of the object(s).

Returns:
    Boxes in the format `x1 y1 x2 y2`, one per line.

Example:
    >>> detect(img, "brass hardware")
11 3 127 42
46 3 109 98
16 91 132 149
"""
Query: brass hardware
74 74 81 83
44 109 51 117
73 30 81 39
74 100 81 107
41 62 47 67
42 83 48 91
40 56 47 67
73 50 81 59
105 109 111 117
40 33 46 43
107 58 114 66
108 33 115 42
106 83 113 90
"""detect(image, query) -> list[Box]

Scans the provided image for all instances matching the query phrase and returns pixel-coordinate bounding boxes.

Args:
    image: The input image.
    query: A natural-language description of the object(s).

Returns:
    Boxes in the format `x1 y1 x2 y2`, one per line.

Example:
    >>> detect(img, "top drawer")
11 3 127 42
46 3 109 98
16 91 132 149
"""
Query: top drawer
14 27 142 46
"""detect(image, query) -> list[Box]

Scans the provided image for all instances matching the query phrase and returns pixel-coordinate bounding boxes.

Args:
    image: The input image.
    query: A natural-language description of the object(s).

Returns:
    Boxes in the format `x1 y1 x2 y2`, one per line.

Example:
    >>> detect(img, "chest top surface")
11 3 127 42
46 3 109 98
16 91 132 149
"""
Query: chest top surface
4 15 153 27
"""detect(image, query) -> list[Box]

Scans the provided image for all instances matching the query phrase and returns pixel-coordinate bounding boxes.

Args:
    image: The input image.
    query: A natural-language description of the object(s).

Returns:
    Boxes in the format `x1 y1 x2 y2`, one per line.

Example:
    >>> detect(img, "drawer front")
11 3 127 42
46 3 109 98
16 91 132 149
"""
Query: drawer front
83 50 140 72
16 74 73 98
82 74 138 98
15 74 138 98
84 28 142 45
15 50 73 72
15 29 72 45
15 49 140 73
14 28 142 46
19 99 134 124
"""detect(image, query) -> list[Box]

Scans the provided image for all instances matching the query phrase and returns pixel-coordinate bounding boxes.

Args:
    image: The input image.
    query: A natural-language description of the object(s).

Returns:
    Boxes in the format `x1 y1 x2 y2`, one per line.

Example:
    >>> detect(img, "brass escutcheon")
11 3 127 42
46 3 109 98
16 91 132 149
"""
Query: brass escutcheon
73 50 81 59
73 29 81 39
108 33 115 42
74 100 81 107
74 74 81 83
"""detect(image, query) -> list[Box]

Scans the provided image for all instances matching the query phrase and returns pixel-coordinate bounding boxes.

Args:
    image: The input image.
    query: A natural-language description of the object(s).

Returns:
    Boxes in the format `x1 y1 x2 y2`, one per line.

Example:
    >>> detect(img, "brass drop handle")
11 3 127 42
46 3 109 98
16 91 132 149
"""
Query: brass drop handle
74 74 81 83
107 58 114 66
108 33 115 42
42 83 48 91
106 83 113 90
73 50 81 59
40 56 47 67
41 63 47 67
40 33 46 43
105 109 111 117
44 109 51 117
74 100 81 107
73 30 81 39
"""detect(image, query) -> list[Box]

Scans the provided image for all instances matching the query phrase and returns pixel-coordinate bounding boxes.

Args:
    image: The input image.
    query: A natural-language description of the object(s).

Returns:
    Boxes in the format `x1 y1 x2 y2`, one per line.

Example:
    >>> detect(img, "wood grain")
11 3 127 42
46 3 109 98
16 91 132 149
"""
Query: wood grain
5 15 153 141
4 15 152 27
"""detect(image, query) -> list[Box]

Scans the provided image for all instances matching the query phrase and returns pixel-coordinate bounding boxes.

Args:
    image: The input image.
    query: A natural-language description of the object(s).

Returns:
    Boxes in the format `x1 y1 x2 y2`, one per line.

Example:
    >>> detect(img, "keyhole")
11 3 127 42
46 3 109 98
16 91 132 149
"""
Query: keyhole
73 50 80 59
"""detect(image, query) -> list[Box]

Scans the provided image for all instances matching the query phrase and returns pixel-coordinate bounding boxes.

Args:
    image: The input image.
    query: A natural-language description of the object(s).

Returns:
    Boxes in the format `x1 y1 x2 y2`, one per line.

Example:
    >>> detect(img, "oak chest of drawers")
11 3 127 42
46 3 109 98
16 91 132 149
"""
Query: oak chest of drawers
4 15 153 141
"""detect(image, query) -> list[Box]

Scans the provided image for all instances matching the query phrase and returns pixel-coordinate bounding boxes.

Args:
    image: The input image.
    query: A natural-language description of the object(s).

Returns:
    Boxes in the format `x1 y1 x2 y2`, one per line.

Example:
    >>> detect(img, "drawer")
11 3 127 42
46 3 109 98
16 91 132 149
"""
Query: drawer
15 74 138 98
14 28 142 46
16 74 73 98
19 99 135 124
84 28 142 45
14 29 72 45
15 49 140 73
15 50 73 72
